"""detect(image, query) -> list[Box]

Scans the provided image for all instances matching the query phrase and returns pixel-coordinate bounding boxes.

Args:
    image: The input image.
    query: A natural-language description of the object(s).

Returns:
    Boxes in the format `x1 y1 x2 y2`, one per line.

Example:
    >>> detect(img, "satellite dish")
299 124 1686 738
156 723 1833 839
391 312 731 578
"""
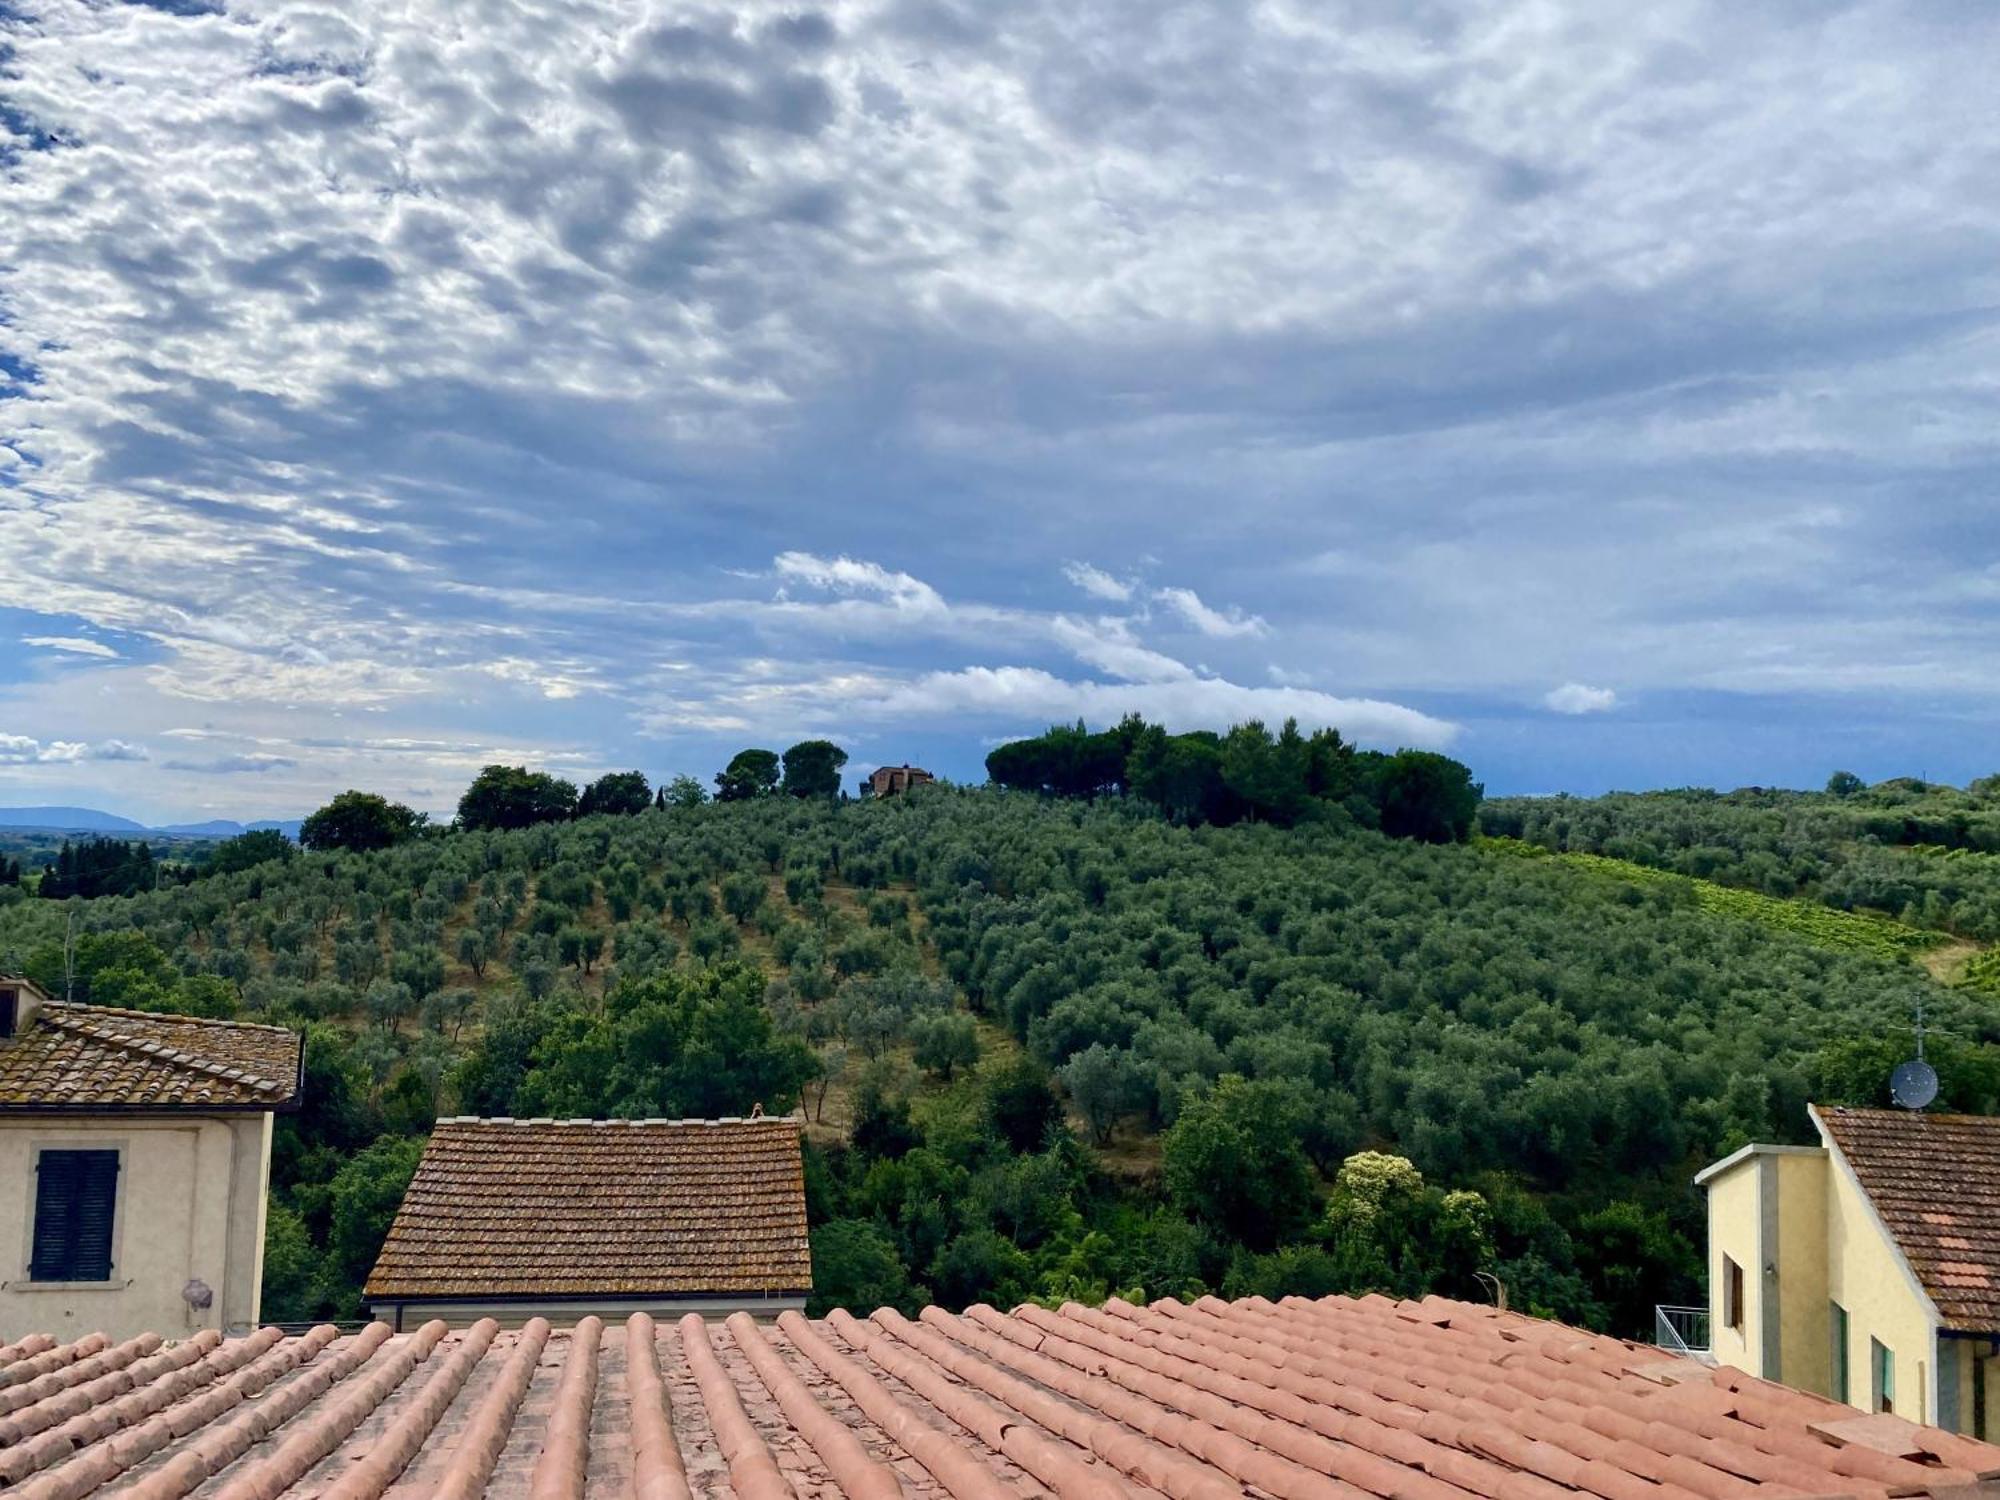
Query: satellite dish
1890 1059 1939 1111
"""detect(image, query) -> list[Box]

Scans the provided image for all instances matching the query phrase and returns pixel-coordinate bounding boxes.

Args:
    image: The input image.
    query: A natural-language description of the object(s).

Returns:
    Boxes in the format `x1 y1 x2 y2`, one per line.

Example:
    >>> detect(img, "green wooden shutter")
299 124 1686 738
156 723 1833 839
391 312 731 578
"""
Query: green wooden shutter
30 1150 119 1281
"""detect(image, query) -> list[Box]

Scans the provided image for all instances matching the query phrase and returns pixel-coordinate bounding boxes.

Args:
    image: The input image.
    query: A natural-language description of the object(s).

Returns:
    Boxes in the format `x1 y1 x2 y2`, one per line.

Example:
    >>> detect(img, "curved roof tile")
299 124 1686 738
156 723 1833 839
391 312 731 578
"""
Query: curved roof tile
3 1294 1994 1500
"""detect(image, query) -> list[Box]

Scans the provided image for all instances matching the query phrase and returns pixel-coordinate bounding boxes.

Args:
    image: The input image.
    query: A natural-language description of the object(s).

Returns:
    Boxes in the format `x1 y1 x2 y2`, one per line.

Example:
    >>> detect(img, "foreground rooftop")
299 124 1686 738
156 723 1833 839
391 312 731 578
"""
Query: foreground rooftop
3 1292 1997 1500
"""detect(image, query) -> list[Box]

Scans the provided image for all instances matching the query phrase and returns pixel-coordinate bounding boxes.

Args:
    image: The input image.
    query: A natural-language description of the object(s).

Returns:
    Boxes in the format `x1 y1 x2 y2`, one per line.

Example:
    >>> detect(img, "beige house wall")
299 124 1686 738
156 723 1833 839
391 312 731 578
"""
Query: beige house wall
1985 1343 2000 1439
1822 1133 1941 1423
1773 1150 1830 1397
1706 1154 1763 1376
0 1112 272 1340
1703 1126 1970 1429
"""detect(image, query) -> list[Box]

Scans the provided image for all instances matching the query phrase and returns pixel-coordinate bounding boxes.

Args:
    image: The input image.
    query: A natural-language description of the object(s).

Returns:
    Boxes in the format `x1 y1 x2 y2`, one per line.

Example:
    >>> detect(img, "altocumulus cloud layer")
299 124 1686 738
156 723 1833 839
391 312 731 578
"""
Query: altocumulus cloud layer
2 0 1999 819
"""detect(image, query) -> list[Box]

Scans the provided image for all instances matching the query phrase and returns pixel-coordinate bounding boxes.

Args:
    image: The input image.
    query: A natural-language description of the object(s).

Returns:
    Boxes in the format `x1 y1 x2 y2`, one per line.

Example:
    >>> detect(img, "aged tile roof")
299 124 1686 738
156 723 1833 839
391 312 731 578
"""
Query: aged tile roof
3 1294 1995 1500
364 1116 811 1301
0 998 302 1111
1818 1104 2000 1334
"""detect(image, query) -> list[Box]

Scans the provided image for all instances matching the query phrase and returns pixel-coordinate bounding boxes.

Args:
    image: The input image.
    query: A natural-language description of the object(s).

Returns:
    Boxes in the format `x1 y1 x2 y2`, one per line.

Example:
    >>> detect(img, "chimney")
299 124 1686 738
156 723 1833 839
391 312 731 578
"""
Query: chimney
0 978 46 1040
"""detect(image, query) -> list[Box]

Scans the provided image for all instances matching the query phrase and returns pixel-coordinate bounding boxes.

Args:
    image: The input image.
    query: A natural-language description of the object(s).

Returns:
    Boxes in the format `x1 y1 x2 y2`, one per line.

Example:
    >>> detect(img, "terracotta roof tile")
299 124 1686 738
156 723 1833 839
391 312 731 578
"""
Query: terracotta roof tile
4 1295 1992 1500
363 1117 811 1300
1817 1106 2000 1332
0 1000 302 1111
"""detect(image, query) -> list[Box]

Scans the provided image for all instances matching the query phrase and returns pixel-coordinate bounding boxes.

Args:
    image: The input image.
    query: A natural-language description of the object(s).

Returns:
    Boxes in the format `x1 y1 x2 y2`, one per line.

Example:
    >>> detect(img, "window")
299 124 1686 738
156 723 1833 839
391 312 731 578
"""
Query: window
1977 1350 1990 1442
1723 1256 1745 1333
1830 1302 1850 1404
1871 1336 1895 1415
0 986 17 1038
29 1149 119 1282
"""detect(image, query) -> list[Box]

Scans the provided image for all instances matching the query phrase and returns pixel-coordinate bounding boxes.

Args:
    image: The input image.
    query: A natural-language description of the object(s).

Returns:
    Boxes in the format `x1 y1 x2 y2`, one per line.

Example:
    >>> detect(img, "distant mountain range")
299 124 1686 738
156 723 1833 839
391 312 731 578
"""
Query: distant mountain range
0 806 302 840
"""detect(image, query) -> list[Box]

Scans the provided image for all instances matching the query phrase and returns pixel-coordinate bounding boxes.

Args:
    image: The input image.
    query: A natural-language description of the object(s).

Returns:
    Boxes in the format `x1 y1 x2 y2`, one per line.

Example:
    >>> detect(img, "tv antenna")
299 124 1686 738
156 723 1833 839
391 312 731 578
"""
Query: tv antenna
62 909 76 1004
1889 1002 1940 1111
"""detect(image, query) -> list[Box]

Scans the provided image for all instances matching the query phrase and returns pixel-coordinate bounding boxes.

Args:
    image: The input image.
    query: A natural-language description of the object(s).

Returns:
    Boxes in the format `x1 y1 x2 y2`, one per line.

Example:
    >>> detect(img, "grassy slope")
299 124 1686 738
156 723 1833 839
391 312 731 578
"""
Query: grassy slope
1476 833 2000 1029
1478 835 1953 959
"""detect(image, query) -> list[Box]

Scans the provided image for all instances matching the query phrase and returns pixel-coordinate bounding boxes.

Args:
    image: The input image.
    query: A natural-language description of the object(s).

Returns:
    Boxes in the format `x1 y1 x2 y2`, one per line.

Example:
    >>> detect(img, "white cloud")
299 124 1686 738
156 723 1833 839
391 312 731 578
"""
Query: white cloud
774 553 947 618
480 658 598 702
1062 562 1135 603
22 636 119 659
1047 616 1192 684
0 736 84 765
621 560 1451 747
1154 587 1269 639
864 667 1456 750
0 735 146 764
1544 682 1619 715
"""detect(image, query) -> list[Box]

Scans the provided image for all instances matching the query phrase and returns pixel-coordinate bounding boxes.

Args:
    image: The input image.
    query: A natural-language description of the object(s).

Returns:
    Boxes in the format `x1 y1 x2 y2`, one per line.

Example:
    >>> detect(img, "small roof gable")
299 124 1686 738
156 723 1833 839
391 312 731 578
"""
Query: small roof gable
365 1116 811 1300
0 998 302 1112
1817 1104 2000 1332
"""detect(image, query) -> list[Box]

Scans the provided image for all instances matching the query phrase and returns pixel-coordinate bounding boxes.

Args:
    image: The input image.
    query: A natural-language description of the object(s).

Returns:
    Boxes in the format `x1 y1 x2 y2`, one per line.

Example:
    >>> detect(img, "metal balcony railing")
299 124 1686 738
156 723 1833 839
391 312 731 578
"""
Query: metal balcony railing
1654 1304 1711 1360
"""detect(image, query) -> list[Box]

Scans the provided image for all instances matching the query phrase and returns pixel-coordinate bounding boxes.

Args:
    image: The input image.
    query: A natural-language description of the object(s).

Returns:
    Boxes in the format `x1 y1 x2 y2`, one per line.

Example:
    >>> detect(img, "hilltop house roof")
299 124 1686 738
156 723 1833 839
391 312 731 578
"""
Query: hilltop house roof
364 1115 811 1301
1815 1104 2000 1333
0 977 302 1111
2 1293 1995 1500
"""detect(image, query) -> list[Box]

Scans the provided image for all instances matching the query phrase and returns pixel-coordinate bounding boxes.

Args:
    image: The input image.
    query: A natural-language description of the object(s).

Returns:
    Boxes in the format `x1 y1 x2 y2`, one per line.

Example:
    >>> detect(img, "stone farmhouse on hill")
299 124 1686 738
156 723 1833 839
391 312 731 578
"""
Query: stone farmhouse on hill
364 1114 811 1328
1701 1104 2000 1438
5 1291 1999 1500
0 973 302 1339
866 763 934 797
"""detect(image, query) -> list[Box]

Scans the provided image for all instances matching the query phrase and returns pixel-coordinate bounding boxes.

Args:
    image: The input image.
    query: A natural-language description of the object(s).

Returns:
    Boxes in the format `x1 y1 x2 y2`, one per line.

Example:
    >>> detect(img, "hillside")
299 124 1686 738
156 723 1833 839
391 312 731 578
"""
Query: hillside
0 805 149 832
1481 777 2000 994
5 780 1994 1331
0 805 305 838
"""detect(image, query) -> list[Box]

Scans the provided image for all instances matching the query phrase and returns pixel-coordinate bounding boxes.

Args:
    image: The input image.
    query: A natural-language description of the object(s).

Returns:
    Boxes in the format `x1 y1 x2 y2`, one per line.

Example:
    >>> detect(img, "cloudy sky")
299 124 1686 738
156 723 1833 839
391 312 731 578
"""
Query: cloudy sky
2 0 1997 823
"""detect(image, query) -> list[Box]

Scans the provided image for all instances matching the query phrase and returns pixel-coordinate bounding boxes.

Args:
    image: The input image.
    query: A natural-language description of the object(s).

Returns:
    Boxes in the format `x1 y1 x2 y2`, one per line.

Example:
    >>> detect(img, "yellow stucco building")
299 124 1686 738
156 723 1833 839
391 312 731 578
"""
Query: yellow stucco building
1699 1103 2000 1438
0 976 302 1339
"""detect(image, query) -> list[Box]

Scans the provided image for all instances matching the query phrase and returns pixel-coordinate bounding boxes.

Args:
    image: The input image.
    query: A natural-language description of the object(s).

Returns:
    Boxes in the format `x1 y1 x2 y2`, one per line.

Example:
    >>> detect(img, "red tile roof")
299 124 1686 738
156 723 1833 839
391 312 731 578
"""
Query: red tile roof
4 1293 1994 1500
0 999 302 1111
1818 1105 2000 1333
364 1116 811 1301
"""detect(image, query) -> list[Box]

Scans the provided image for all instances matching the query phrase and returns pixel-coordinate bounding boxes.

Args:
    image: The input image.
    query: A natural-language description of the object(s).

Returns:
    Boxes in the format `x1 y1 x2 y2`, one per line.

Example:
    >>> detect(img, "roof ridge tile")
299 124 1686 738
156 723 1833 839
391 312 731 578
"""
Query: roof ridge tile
39 1009 286 1095
42 1000 300 1036
435 1114 797 1129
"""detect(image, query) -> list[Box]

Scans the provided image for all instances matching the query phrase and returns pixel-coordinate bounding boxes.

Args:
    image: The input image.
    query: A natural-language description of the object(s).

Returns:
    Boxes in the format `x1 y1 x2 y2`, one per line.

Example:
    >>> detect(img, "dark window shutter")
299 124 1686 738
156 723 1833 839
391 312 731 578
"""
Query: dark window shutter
30 1149 119 1281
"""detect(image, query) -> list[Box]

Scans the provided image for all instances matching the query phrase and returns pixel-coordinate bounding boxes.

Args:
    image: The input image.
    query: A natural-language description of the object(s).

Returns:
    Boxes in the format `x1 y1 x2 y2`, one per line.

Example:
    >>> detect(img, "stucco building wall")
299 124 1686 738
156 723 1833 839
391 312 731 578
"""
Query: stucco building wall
1773 1149 1830 1397
1704 1135 1963 1427
1706 1155 1762 1376
1822 1136 1939 1420
0 1112 271 1339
